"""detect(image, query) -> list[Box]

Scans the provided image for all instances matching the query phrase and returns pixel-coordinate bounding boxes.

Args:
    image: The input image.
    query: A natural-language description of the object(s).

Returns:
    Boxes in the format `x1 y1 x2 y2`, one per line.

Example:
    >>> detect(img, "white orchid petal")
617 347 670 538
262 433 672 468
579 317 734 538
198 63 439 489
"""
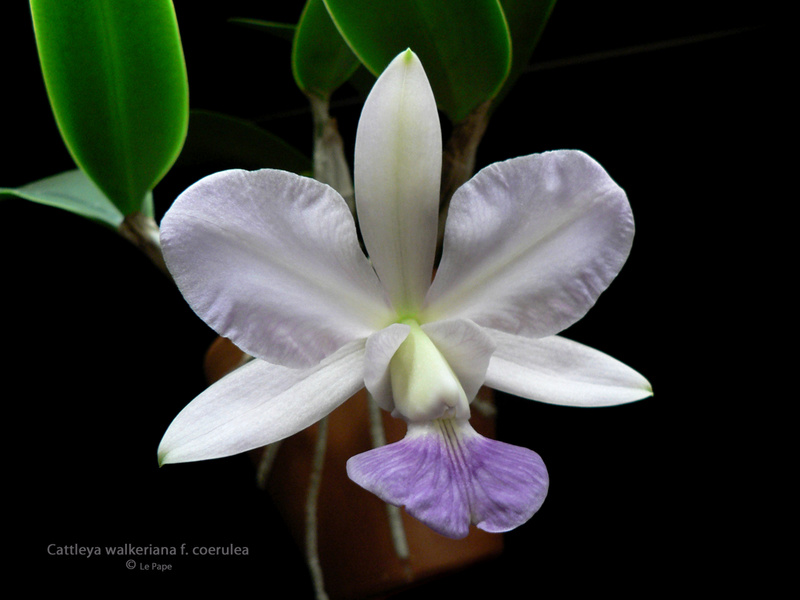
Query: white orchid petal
160 169 391 368
354 49 442 315
364 323 411 412
425 150 634 339
421 319 496 402
158 340 367 465
484 329 652 407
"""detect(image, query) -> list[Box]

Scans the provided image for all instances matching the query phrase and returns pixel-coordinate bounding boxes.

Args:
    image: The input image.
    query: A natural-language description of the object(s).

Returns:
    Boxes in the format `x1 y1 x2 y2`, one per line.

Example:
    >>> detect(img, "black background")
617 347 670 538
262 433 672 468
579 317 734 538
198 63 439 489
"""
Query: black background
4 1 783 596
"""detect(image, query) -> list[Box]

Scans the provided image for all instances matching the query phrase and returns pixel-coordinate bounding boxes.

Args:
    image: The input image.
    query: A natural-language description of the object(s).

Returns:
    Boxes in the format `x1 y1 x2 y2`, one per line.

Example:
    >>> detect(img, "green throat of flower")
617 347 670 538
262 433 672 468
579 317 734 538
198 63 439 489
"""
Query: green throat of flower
389 318 469 423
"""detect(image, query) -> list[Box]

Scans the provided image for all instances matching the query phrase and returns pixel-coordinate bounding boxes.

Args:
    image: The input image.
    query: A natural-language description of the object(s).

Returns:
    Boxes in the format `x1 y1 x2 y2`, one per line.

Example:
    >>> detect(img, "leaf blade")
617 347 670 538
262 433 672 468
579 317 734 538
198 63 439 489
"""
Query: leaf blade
292 0 360 99
492 0 558 110
29 0 189 215
322 0 511 122
1 169 125 228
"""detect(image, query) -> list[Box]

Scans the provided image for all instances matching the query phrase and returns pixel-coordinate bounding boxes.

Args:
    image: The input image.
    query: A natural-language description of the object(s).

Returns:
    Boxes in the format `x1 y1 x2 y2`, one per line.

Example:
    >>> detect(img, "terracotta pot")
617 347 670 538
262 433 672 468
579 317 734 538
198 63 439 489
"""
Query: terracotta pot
204 337 503 600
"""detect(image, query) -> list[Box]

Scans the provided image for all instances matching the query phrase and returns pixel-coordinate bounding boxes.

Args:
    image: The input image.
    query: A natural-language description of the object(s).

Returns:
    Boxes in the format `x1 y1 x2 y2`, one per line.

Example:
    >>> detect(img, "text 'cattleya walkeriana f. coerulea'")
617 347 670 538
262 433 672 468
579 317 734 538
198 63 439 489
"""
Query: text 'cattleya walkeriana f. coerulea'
157 49 652 540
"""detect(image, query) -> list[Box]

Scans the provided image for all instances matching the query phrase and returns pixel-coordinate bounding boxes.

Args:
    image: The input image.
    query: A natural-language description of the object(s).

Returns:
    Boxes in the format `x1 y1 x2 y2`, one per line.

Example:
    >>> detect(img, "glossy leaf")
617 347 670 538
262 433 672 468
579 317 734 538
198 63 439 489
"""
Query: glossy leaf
292 0 360 99
322 0 511 123
1 170 127 228
30 0 189 216
493 0 558 109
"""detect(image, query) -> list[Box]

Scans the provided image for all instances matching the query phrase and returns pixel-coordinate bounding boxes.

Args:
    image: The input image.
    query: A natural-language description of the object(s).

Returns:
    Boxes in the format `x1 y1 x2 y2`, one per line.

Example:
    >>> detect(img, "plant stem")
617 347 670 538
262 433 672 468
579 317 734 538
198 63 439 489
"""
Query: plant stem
117 212 168 276
438 100 492 251
306 417 330 600
309 94 356 216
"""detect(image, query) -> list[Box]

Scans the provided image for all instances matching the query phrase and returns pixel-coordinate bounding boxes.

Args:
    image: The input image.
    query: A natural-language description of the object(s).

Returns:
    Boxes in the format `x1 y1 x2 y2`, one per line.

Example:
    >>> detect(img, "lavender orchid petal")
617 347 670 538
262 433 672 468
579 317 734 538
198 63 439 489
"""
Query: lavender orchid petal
484 329 652 406
160 169 392 368
347 419 549 539
354 50 442 315
424 150 635 339
158 340 367 465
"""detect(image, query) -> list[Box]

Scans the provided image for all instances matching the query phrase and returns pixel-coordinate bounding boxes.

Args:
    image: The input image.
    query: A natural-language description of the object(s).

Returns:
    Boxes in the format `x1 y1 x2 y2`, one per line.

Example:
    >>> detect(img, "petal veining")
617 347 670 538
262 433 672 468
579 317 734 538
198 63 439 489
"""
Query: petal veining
158 339 367 465
424 150 634 339
347 419 548 539
354 49 442 315
160 169 392 368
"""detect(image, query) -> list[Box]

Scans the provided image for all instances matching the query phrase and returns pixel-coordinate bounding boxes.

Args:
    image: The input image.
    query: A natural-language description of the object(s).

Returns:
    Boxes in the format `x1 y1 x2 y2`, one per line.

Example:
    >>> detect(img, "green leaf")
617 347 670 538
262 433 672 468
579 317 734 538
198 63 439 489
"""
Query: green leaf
292 0 360 99
228 17 296 42
30 0 189 216
492 0 558 109
322 0 511 122
1 170 126 229
177 110 312 175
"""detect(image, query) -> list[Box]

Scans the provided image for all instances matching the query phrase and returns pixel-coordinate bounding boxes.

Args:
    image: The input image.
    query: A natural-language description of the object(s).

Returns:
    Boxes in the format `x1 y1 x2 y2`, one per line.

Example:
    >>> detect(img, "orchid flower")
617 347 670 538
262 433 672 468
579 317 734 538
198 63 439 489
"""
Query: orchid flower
157 50 652 540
